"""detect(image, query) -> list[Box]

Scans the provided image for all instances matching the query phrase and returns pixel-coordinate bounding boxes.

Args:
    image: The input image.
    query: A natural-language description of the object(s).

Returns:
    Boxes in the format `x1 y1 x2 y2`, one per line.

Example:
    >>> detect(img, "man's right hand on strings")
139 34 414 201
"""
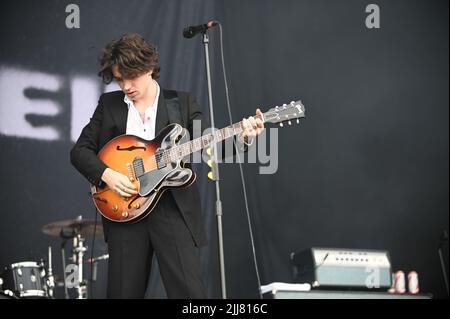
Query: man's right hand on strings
101 168 138 198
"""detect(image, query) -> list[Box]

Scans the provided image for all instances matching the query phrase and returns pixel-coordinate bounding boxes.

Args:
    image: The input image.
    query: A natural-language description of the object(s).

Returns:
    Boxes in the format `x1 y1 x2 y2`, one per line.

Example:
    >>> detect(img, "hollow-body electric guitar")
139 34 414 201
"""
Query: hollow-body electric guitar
91 100 305 222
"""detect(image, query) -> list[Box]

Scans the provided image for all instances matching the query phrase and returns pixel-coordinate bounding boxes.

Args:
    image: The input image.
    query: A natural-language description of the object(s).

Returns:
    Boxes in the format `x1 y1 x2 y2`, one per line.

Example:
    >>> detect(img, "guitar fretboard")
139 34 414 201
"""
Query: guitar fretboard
156 99 304 165
161 121 246 164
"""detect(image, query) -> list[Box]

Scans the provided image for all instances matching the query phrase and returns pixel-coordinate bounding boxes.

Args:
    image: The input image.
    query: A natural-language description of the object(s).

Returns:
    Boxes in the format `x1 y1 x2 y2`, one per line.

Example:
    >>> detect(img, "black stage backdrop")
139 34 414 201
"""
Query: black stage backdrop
0 0 448 299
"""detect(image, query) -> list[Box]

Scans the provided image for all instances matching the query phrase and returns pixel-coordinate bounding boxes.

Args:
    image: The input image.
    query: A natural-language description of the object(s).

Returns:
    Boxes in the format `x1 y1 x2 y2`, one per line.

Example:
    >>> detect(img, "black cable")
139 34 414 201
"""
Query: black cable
89 207 98 299
438 229 449 297
216 22 263 299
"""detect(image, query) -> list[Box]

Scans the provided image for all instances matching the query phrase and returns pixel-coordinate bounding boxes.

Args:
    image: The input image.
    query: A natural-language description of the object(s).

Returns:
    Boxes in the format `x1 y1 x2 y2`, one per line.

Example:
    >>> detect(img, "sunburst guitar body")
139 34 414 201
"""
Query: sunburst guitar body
91 124 195 222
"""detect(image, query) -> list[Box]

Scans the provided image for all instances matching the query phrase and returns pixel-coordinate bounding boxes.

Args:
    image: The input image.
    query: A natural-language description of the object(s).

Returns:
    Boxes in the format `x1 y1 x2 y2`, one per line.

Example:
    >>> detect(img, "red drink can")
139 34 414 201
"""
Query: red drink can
394 270 406 294
408 271 420 294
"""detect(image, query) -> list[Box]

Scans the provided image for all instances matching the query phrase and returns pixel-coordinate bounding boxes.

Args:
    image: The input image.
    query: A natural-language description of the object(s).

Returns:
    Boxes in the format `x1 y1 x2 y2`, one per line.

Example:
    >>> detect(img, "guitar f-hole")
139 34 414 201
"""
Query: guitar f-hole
116 145 146 151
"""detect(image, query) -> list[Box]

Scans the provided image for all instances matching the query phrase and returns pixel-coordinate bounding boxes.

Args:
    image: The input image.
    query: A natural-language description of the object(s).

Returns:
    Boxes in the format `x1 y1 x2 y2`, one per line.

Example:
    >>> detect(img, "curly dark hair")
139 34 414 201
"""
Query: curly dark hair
98 33 161 84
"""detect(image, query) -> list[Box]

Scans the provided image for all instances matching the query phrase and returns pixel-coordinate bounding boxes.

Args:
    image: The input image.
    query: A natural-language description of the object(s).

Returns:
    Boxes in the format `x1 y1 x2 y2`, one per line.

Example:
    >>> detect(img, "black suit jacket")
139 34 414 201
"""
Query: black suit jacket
70 90 207 246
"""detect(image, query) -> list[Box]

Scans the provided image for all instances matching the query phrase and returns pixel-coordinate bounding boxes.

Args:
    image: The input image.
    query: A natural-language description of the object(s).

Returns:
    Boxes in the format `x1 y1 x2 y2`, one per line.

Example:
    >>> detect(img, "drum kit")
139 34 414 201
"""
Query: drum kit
0 215 108 299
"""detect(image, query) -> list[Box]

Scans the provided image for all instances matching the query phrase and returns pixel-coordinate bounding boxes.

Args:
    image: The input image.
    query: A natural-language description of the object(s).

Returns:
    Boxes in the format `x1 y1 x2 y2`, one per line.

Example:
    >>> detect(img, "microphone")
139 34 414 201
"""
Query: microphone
183 20 218 38
87 253 109 264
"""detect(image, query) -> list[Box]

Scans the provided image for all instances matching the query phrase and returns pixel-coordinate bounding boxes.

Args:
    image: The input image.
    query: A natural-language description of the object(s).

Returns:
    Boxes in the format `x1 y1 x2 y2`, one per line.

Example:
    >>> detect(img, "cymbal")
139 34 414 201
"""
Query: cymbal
42 216 103 238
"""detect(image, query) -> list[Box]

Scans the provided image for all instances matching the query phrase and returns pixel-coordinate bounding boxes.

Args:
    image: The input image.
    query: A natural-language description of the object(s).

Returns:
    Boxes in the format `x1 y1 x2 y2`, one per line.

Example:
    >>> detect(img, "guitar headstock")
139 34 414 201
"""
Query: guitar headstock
263 100 305 127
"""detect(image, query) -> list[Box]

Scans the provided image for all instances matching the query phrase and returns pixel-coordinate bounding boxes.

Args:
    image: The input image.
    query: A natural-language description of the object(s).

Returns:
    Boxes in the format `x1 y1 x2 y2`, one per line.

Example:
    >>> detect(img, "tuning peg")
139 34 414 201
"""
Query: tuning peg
288 121 291 125
296 119 300 124
280 123 283 127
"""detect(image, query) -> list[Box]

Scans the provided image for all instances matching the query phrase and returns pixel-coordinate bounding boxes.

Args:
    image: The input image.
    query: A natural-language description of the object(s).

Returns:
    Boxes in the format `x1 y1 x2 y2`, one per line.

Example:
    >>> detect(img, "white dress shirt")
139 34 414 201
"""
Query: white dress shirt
124 81 160 140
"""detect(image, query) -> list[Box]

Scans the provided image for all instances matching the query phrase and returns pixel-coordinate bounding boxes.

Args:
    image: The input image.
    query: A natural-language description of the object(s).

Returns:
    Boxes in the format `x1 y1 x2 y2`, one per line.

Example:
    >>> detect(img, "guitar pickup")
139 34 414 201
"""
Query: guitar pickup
133 157 145 178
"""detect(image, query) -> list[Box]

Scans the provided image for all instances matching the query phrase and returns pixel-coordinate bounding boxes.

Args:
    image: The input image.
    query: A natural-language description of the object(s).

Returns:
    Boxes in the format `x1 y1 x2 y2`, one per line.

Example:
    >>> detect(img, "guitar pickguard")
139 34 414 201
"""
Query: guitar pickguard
138 163 177 196
162 167 194 187
137 124 193 196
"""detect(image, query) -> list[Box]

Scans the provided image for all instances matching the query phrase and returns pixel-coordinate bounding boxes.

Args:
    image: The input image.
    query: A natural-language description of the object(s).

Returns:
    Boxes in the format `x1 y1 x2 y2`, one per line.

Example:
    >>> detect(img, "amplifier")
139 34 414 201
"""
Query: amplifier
290 248 392 290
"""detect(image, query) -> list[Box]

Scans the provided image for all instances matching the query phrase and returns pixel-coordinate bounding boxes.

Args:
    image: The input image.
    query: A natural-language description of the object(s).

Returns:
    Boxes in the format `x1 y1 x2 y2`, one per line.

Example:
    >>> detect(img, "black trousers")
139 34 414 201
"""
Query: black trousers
106 191 206 299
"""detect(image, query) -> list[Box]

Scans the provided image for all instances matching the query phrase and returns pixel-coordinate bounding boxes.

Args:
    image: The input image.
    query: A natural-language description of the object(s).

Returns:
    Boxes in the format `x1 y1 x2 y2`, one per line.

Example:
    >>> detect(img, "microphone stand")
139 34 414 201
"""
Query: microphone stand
438 230 449 296
202 31 227 299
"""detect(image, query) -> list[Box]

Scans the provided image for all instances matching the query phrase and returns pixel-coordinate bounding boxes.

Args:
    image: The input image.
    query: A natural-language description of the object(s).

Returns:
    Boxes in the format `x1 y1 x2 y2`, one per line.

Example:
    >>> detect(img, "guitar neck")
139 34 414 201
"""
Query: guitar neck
162 114 264 164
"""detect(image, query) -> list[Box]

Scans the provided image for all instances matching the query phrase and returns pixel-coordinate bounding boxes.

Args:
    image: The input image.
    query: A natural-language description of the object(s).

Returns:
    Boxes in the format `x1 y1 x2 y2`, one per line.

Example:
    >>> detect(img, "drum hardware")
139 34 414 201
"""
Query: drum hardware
0 289 19 299
42 215 103 299
0 215 104 299
60 242 69 299
72 232 88 299
87 254 109 282
87 253 109 264
44 246 55 298
41 215 103 238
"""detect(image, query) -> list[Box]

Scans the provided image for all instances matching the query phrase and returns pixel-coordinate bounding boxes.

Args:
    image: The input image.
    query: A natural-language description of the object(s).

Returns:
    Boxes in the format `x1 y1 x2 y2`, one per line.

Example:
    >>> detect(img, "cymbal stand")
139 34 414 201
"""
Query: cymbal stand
72 233 88 299
45 246 55 298
61 240 69 299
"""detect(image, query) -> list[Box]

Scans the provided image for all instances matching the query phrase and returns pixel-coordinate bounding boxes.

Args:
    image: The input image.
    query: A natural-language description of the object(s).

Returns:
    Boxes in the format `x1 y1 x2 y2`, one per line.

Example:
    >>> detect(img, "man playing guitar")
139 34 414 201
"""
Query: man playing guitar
70 33 264 298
